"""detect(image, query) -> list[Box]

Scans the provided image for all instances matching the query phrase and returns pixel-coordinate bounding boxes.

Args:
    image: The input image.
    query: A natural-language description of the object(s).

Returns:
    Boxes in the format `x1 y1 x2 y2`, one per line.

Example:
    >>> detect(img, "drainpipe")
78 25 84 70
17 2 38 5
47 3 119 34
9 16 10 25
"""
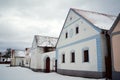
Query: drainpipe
104 30 112 79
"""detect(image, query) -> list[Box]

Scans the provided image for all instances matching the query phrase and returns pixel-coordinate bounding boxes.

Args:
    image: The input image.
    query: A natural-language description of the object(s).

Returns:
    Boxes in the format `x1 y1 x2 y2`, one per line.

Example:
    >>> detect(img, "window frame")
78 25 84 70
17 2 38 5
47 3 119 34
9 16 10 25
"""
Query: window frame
62 54 65 63
76 26 79 34
70 17 72 21
65 32 68 39
82 48 89 63
71 51 75 63
84 50 89 62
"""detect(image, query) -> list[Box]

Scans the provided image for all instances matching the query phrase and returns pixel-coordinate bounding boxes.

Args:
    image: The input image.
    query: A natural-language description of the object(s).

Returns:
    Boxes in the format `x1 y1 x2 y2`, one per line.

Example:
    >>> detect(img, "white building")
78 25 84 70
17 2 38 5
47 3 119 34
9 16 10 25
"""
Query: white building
56 8 116 78
0 52 7 62
40 51 56 72
24 48 31 68
11 50 25 66
108 13 120 80
30 35 57 72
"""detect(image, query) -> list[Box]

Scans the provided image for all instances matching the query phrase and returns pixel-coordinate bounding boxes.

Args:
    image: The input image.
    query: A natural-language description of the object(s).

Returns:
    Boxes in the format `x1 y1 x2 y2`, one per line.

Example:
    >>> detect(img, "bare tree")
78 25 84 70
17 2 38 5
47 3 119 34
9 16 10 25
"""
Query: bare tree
3 48 11 62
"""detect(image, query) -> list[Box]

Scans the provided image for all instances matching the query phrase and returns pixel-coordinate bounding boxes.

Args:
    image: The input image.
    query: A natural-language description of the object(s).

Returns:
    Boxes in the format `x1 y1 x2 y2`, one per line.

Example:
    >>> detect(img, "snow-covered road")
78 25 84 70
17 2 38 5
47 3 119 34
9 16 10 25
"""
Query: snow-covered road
0 64 105 80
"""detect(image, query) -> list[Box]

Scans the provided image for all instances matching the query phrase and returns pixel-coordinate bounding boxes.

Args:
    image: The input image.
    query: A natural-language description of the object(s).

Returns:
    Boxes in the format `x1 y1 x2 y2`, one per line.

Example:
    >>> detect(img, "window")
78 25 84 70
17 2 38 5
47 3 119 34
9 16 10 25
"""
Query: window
76 27 79 34
83 50 89 62
71 52 75 63
70 17 72 20
62 54 65 63
65 32 68 38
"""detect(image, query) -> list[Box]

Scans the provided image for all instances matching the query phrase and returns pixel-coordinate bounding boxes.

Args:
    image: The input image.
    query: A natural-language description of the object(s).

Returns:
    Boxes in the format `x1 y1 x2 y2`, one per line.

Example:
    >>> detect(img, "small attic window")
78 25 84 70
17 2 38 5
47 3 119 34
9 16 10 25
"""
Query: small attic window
65 32 68 39
76 26 79 34
70 17 72 20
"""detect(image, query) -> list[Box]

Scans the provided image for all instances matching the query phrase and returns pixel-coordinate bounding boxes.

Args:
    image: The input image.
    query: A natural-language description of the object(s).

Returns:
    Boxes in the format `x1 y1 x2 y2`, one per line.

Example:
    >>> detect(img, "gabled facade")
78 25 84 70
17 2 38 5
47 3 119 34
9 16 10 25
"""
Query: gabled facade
30 35 58 72
109 13 120 80
56 8 116 78
11 50 25 66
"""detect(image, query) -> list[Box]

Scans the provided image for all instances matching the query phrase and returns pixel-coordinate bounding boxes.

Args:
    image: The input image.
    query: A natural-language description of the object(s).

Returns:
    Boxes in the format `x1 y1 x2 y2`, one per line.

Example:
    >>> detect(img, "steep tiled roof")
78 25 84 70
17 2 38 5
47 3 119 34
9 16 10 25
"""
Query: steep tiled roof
35 35 58 47
72 8 117 30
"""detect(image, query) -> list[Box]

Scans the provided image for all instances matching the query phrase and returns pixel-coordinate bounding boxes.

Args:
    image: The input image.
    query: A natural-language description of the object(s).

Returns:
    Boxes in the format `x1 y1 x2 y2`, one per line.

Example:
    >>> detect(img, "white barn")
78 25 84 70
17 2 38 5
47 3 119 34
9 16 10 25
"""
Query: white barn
56 8 116 78
30 35 57 72
11 50 25 66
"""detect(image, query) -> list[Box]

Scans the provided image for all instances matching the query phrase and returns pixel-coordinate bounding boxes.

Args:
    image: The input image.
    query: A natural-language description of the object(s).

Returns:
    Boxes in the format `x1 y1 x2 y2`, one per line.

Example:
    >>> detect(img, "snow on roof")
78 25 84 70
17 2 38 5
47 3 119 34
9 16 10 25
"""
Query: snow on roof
72 8 117 30
15 50 25 57
35 35 58 47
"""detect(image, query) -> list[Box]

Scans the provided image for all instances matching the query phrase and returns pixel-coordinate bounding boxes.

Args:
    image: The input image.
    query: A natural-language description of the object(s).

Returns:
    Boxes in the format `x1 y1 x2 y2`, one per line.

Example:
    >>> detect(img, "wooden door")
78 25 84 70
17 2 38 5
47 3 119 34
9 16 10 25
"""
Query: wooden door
46 57 50 72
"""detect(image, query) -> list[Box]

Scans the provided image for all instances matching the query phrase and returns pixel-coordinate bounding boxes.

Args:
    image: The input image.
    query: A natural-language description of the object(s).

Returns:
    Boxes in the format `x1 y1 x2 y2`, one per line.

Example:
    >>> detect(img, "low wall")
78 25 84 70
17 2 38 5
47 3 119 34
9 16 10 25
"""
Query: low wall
0 61 10 64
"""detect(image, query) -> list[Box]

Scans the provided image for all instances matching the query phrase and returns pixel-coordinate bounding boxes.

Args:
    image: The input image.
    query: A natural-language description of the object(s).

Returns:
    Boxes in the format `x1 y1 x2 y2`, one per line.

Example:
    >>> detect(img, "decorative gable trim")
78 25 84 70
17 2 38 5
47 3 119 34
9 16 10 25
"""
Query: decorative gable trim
56 8 103 48
57 34 99 49
64 18 80 29
63 9 72 29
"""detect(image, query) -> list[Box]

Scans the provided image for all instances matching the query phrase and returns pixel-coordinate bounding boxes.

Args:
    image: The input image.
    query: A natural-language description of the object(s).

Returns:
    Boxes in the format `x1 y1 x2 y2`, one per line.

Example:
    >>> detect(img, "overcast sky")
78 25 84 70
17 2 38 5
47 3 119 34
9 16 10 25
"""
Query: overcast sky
0 0 120 51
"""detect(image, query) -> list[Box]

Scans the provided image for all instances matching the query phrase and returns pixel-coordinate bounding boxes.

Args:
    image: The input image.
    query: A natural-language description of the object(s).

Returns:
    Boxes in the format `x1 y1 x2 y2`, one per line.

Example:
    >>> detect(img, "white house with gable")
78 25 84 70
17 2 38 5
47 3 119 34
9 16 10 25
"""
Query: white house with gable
56 8 116 78
11 50 25 66
30 35 58 72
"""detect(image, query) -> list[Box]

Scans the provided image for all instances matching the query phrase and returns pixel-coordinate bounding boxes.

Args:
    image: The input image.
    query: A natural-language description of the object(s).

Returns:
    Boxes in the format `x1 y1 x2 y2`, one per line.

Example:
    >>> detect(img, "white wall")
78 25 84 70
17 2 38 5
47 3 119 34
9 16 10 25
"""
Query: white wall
30 48 41 69
100 34 108 71
57 10 99 48
24 56 31 67
56 9 107 72
0 57 7 62
58 39 98 71
30 47 56 71
15 57 24 66
64 10 80 27
41 51 56 71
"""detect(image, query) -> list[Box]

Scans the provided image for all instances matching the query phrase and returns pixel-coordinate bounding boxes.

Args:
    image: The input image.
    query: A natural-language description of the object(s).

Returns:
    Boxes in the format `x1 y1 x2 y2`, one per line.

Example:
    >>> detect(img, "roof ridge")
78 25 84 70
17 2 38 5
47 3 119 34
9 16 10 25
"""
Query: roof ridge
35 35 58 39
71 8 117 17
70 8 117 30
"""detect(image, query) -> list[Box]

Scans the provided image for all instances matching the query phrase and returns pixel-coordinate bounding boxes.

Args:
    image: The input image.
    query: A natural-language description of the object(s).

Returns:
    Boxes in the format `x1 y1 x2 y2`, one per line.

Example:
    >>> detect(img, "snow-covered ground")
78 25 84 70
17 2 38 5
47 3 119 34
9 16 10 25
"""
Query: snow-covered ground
0 64 105 80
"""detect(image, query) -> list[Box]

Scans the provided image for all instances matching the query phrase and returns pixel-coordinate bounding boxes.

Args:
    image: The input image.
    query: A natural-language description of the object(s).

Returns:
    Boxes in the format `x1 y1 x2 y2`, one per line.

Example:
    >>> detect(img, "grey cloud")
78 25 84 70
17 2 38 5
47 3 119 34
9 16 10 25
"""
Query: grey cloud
0 0 46 8
0 0 120 51
0 23 20 39
0 40 31 51
80 0 120 15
